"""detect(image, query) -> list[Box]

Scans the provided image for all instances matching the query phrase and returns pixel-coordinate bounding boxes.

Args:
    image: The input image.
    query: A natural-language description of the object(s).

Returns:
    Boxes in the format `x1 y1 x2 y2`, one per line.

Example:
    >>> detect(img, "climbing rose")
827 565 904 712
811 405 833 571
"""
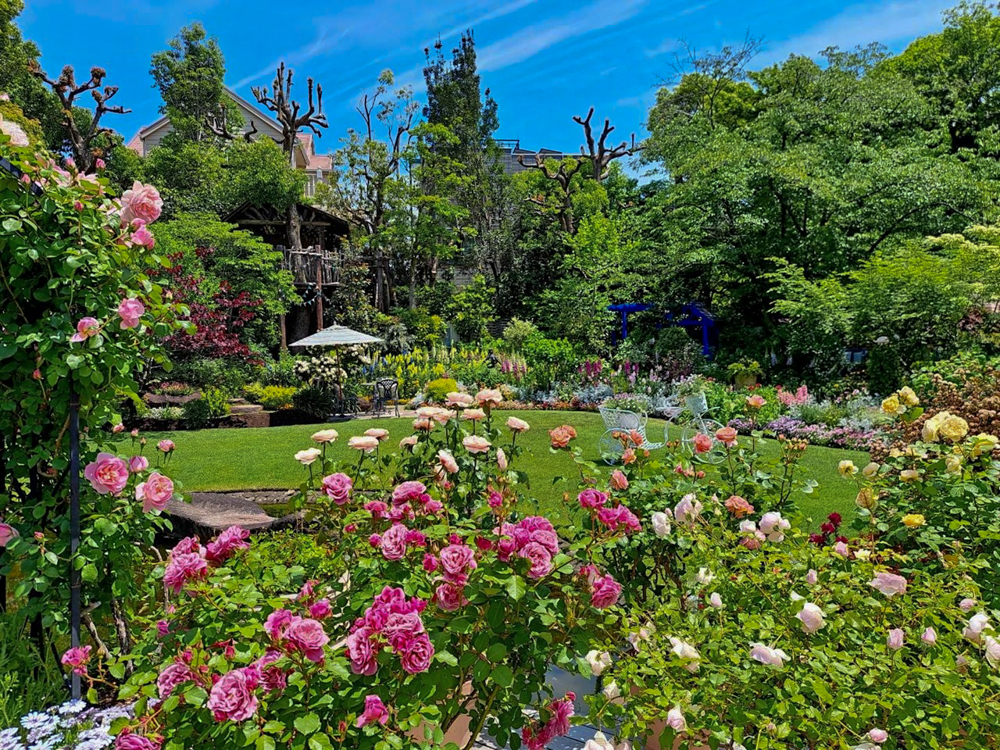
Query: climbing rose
591 574 622 609
440 544 477 582
869 572 908 598
117 298 144 329
356 695 389 728
379 524 409 560
724 495 754 517
867 729 889 744
666 706 687 731
796 602 825 634
759 511 790 542
585 650 612 676
960 598 977 612
321 473 353 505
519 542 554 579
115 731 160 750
157 662 197 699
84 453 129 495
921 627 937 645
61 645 92 676
399 633 434 674
207 669 258 722
435 582 468 611
70 317 100 342
0 523 18 547
750 643 789 668
120 181 163 226
651 511 671 538
833 540 849 558
136 472 173 512
130 224 156 249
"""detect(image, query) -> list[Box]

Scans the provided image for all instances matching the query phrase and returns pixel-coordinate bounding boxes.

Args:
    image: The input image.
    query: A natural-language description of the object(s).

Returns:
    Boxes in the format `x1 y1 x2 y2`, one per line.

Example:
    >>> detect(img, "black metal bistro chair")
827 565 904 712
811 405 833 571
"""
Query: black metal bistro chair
373 378 400 417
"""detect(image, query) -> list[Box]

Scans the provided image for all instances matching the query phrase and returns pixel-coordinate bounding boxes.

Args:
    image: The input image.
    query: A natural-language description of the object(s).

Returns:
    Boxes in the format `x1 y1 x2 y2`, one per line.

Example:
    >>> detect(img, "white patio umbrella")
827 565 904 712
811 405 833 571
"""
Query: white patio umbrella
288 324 383 348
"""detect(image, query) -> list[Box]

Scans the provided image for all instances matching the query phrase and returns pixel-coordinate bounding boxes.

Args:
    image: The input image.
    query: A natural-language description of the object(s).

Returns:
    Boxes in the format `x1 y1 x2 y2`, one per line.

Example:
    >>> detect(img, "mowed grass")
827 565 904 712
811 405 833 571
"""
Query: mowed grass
125 411 868 528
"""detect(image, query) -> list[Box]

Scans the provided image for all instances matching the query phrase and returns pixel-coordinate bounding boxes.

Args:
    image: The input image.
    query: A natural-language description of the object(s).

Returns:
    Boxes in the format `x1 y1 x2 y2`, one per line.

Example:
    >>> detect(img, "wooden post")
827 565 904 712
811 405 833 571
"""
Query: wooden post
279 313 287 352
315 251 324 332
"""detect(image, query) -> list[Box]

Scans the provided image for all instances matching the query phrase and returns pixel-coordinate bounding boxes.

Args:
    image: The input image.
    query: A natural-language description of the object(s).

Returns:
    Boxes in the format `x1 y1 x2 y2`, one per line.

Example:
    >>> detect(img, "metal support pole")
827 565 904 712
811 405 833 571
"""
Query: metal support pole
69 384 81 700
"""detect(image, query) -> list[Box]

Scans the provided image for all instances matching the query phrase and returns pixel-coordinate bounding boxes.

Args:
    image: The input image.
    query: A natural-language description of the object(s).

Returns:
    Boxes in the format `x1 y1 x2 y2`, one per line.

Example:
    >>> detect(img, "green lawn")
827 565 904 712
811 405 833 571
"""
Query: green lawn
127 411 867 527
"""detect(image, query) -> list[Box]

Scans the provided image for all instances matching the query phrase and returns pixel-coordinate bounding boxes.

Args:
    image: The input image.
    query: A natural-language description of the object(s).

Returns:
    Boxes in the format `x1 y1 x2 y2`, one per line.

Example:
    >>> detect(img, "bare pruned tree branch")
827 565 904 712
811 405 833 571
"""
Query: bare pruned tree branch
572 107 642 182
29 63 131 173
517 152 585 233
203 104 258 142
251 62 328 157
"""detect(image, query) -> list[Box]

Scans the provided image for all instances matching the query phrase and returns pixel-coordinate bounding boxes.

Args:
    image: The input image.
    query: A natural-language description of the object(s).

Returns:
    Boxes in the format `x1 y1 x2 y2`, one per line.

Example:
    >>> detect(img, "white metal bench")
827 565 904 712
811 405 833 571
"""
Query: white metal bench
597 402 665 464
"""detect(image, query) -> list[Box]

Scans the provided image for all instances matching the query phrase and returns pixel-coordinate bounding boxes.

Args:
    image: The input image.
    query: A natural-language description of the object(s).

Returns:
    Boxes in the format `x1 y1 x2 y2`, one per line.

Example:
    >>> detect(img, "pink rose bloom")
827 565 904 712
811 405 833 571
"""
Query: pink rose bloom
172 536 204 556
120 181 163 226
157 440 175 453
464 408 486 422
84 453 129 495
207 669 258 722
666 706 687 732
506 416 530 432
321 473 353 505
364 427 390 442
205 525 250 564
759 511 790 542
136 472 174 512
117 298 145 329
692 432 713 454
70 317 100 343
867 729 888 744
591 574 622 609
112 423 125 433
806 569 818 585
399 633 434 674
413 417 434 431
348 435 380 452
435 582 468 611
61 645 92 676
130 224 156 249
400 435 418 449
156 620 170 638
921 626 937 645
463 435 491 454
578 489 608 509
346 627 378 675
476 388 503 406
673 494 702 525
157 662 197 699
887 628 905 650
379 523 409 560
715 426 738 446
383 612 425 650
310 599 332 619
833 540 850 558
446 392 475 408
750 643 789 668
129 455 149 473
547 697 574 737
286 617 330 662
960 597 977 612
440 544 477 582
0 523 18 547
597 505 641 533
869 572 908 598
115 731 161 750
796 602 825 634
609 470 628 490
163 552 208 594
392 481 427 505
95 158 106 170
357 694 390 728
437 449 458 474
519 541 553 579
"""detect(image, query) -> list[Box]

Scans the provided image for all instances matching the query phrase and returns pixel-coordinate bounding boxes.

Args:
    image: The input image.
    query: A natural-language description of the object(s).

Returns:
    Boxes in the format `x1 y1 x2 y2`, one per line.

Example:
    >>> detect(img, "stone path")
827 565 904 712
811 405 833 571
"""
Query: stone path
165 491 299 537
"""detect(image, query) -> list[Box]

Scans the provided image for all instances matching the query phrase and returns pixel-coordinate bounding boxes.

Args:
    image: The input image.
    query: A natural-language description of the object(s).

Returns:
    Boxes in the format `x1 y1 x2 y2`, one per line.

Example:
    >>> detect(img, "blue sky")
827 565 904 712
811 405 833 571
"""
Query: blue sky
20 0 955 158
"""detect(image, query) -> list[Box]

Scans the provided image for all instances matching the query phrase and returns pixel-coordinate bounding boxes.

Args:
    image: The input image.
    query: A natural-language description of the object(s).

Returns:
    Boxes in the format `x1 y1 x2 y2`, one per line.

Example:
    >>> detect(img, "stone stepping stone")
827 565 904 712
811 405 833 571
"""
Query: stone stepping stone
165 492 300 537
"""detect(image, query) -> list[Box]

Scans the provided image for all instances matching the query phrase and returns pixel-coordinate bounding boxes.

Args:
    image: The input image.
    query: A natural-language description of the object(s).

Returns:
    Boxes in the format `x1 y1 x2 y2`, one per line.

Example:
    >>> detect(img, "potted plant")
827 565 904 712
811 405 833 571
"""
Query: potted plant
675 375 709 415
727 359 762 389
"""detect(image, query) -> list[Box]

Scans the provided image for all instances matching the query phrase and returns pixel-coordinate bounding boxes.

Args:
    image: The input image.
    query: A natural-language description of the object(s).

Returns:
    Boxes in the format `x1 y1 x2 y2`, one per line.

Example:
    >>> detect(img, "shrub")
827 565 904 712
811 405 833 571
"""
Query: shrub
253 351 300 387
292 384 337 420
171 357 250 394
501 318 539 351
424 377 459 403
244 383 297 410
182 386 231 428
146 406 185 421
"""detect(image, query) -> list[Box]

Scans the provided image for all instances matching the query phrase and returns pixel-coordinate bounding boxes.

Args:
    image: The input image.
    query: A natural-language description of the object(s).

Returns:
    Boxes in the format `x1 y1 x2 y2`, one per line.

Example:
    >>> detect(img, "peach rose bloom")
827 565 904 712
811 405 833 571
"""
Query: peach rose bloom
746 394 766 409
294 448 321 465
549 427 573 449
497 448 508 470
463 408 486 421
476 389 503 407
463 435 491 454
610 470 628 490
312 429 339 443
412 417 434 431
445 392 475 408
400 435 418 449
506 416 530 432
438 450 459 474
364 428 390 442
416 406 440 418
692 433 713 453
348 436 380 453
622 449 637 465
715 426 738 446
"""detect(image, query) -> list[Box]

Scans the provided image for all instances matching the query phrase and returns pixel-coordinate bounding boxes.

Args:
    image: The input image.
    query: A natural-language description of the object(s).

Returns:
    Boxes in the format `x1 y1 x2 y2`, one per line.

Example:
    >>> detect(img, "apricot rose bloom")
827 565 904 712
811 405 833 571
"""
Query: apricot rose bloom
463 435 491 454
348 436 380 453
746 394 766 409
715 426 738 446
475 388 503 407
311 429 339 443
549 426 575 448
692 433 713 453
364 428 390 442
506 416 530 432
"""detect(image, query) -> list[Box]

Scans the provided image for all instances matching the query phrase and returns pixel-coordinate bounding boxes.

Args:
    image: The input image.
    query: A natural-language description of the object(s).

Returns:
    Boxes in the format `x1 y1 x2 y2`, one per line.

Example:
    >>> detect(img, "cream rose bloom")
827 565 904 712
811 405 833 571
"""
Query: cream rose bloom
939 413 969 443
898 386 919 407
881 394 904 416
971 433 999 457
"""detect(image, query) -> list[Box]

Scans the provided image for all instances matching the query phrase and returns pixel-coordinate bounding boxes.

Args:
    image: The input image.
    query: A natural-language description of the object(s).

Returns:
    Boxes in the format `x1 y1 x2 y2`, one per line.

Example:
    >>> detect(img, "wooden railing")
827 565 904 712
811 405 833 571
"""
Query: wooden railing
278 245 339 286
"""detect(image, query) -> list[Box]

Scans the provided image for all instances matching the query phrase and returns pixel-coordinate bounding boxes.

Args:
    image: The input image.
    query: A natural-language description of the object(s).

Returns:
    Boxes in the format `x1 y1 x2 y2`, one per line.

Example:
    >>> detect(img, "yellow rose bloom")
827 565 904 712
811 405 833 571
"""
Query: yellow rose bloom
921 412 947 443
889 448 904 458
900 469 920 483
970 433 999 458
838 460 858 477
945 454 962 474
898 386 919 407
939 414 970 443
855 488 877 510
862 462 880 478
902 513 926 528
881 394 904 416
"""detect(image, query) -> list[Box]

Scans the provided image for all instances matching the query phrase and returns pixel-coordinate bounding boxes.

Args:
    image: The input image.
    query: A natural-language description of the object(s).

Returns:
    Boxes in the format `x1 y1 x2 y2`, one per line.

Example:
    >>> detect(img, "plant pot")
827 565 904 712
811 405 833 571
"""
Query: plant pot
685 393 708 414
734 373 758 389
408 681 475 748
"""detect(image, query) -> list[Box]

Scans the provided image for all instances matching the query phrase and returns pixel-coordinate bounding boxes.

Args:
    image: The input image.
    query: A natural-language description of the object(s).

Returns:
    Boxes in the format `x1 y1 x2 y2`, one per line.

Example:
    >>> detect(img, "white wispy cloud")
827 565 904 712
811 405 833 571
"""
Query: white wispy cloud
644 38 678 58
431 0 540 45
756 0 952 66
234 23 351 89
475 0 649 72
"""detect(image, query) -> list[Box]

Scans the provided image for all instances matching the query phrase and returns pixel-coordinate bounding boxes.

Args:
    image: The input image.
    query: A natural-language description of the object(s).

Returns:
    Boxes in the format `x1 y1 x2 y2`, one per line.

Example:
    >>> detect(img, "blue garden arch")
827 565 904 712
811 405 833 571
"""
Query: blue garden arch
607 302 717 358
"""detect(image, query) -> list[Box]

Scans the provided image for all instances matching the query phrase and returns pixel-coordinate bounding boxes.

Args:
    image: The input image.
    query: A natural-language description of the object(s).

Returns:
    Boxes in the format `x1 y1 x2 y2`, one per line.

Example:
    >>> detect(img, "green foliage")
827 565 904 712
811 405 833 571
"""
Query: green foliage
171 357 250 393
252 350 300 387
500 318 538 351
292 384 336 420
0 612 65 726
447 274 495 342
243 383 297 410
423 377 458 403
182 386 230 427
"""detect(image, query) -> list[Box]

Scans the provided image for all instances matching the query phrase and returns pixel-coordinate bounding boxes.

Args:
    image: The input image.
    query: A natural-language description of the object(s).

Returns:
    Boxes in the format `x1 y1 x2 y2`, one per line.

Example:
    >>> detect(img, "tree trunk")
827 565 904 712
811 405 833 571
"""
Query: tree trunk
287 204 303 253
408 259 417 309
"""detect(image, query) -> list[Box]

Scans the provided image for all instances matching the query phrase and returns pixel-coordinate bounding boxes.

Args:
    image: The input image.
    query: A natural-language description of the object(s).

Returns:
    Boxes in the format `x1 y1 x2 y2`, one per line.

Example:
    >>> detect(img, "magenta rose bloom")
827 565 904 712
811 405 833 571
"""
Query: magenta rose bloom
518 542 553 579
578 489 608 509
285 617 330 662
321 472 354 505
157 662 197 699
264 608 294 640
163 552 208 594
346 627 378 676
591 574 622 609
205 525 251 565
115 731 161 750
207 668 258 722
120 181 163 226
129 455 149 473
84 453 129 495
171 536 204 556
439 543 477 582
310 599 332 619
356 694 390 728
136 472 174 513
117 298 145 329
392 480 427 506
435 582 468 612
0 523 18 548
379 523 409 561
61 645 92 676
399 633 434 674
383 611 425 650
